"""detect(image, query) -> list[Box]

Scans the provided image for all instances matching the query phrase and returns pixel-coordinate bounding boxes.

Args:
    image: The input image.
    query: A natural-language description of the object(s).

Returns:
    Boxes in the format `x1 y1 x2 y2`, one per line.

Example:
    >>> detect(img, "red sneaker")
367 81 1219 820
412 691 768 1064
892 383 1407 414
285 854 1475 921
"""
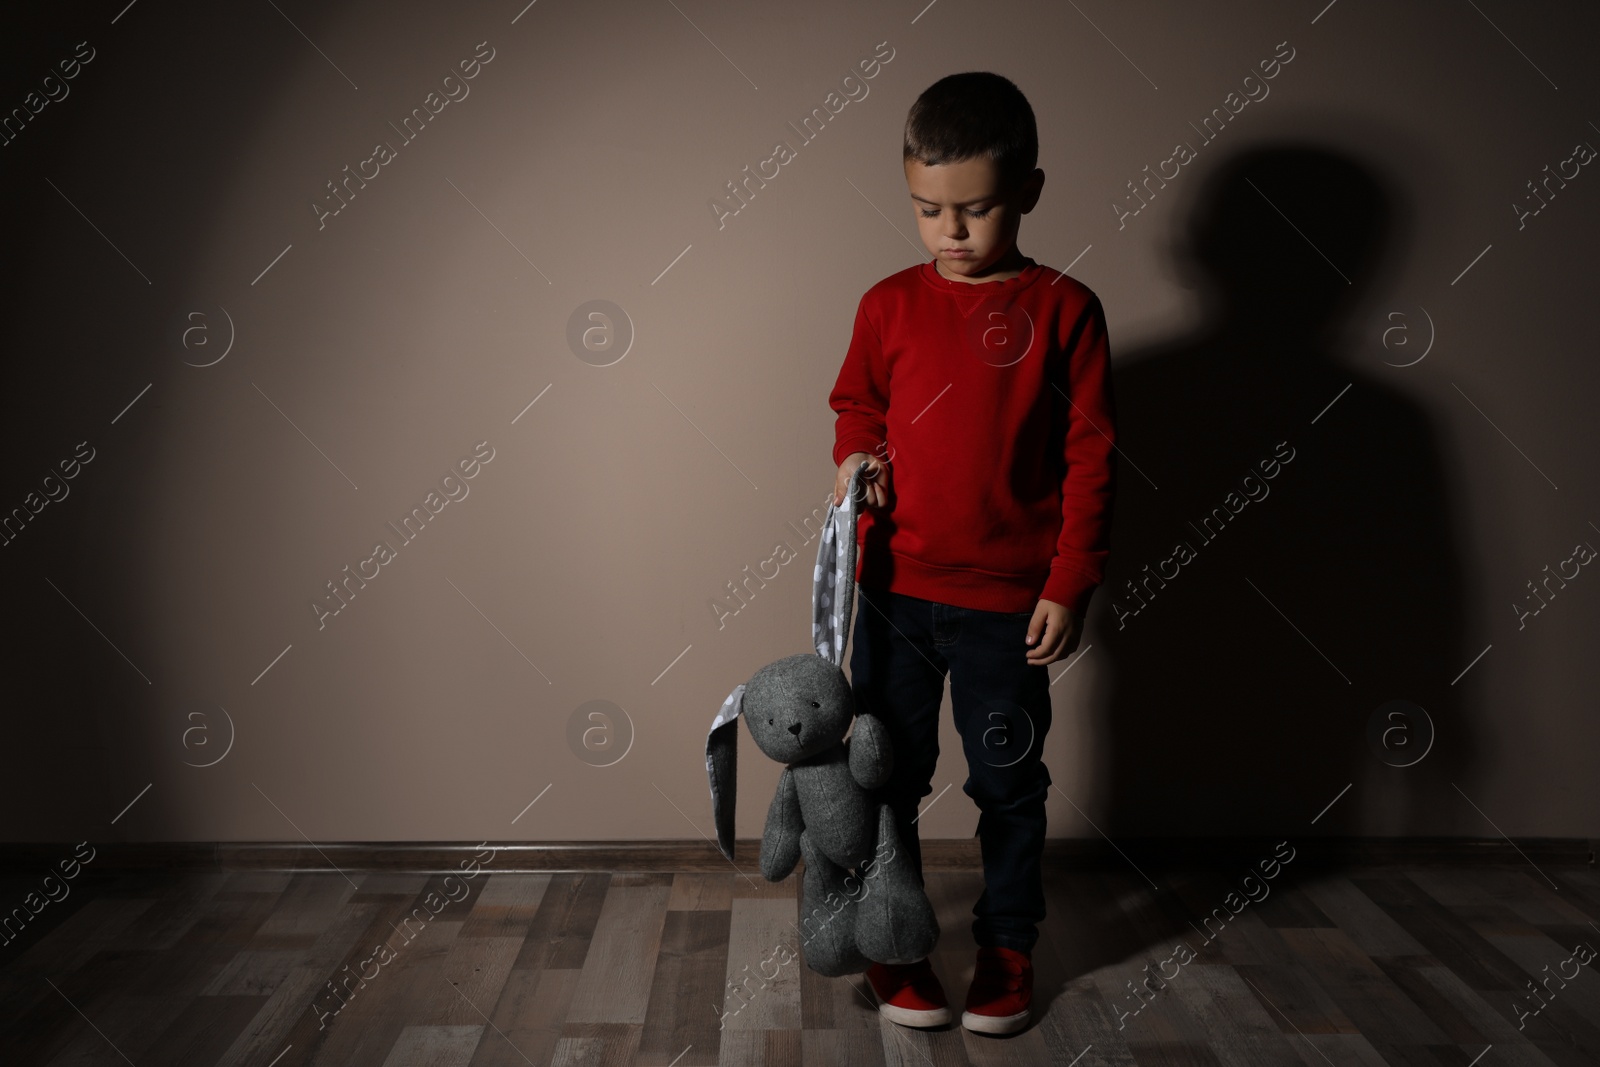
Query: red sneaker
864 958 952 1027
962 946 1032 1034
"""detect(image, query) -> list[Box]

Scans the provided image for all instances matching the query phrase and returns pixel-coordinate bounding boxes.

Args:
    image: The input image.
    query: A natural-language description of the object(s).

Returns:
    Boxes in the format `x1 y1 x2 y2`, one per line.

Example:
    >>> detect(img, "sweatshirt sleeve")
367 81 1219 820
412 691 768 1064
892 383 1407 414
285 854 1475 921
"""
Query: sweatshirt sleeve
1040 295 1117 616
829 295 890 469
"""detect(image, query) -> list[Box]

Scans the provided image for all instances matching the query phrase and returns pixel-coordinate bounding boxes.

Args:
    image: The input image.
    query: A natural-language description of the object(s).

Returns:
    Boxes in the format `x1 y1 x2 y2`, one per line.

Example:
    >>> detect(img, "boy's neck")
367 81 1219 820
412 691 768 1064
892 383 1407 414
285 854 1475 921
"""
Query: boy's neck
934 245 1030 284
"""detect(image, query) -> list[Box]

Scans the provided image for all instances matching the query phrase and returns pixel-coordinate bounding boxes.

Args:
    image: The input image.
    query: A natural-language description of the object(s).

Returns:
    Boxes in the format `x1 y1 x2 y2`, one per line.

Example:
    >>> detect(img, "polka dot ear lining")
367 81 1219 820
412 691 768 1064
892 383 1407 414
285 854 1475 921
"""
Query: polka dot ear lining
704 682 744 861
813 460 867 668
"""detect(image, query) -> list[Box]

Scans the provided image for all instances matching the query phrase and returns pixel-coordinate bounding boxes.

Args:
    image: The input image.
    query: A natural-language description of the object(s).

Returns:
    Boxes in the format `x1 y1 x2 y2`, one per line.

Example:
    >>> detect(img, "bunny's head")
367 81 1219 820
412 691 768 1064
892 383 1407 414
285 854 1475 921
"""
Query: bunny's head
705 460 869 860
742 654 854 764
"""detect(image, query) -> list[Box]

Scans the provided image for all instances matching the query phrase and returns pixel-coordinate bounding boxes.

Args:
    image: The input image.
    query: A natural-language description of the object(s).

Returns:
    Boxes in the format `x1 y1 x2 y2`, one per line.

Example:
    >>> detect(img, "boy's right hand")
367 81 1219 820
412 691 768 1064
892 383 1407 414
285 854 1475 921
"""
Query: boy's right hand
835 451 891 508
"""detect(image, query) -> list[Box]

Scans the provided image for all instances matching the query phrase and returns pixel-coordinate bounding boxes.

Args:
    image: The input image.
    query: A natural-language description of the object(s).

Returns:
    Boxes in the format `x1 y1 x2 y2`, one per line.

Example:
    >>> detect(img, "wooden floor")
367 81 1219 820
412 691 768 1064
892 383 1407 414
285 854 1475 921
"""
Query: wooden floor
2 859 1599 1066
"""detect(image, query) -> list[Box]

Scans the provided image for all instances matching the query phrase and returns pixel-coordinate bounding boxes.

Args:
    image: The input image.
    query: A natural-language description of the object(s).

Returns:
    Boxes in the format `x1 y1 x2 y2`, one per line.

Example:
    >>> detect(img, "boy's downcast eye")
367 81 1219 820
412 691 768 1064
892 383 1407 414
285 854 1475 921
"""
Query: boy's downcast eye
918 207 992 219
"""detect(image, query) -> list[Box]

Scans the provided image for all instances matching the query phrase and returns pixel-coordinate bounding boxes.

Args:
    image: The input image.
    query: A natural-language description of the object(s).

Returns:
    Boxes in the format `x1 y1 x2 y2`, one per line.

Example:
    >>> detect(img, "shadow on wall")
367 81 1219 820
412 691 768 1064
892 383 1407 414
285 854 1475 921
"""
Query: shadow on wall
0 2 347 838
1094 143 1473 838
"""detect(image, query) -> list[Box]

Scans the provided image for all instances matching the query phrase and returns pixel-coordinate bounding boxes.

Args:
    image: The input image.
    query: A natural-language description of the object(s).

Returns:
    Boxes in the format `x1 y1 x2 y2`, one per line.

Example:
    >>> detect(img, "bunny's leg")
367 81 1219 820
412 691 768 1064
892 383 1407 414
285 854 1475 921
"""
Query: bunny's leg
759 767 802 881
796 831 869 977
853 803 940 965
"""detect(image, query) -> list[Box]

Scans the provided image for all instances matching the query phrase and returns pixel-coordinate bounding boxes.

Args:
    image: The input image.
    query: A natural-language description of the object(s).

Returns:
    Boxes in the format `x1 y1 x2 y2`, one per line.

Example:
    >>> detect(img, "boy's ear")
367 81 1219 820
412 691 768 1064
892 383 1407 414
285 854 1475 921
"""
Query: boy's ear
1013 167 1045 214
706 685 743 861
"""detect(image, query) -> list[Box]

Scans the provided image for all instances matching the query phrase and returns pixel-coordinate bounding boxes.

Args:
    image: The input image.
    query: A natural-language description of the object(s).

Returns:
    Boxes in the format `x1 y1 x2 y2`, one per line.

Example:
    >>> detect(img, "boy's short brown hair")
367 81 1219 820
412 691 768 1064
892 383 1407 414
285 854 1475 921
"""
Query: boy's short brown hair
903 72 1038 195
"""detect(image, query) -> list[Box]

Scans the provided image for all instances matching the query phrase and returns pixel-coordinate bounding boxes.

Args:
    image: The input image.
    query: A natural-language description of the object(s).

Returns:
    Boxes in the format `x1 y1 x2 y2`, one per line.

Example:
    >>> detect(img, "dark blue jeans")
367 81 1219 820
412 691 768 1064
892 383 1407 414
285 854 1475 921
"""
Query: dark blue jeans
848 586 1053 954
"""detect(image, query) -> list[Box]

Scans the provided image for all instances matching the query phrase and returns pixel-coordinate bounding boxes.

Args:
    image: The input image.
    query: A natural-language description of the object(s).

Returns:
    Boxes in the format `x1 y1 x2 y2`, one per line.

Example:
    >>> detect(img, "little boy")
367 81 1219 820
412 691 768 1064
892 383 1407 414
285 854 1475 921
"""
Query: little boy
829 71 1116 1034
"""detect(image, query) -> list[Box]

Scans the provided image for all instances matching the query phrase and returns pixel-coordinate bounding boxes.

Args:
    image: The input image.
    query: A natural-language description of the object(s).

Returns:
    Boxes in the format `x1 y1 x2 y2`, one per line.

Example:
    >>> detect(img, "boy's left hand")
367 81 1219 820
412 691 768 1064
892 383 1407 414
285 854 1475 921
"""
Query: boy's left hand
1023 599 1083 665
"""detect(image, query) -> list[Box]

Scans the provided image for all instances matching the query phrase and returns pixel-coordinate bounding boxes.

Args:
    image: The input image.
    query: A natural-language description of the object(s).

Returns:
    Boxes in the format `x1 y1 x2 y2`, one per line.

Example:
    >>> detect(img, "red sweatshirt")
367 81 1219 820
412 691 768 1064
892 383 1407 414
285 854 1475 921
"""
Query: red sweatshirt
829 257 1116 616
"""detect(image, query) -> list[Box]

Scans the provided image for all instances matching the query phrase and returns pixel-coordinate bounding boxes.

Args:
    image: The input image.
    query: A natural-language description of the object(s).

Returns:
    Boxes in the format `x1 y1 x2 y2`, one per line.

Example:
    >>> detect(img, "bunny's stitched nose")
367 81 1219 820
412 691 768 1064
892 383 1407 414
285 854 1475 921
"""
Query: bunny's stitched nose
787 722 803 737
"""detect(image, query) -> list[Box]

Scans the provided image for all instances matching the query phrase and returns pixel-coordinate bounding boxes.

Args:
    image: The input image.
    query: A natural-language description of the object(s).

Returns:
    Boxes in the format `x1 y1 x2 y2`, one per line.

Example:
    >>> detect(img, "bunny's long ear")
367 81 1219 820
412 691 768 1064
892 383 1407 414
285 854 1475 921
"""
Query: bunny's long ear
813 460 867 668
706 684 744 861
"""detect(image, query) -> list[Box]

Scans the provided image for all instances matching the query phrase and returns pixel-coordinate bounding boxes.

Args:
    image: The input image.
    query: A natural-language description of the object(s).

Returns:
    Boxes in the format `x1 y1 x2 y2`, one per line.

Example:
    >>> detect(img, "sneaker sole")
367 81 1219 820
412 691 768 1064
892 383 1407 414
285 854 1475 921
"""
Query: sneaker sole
877 1001 953 1028
961 1007 1029 1034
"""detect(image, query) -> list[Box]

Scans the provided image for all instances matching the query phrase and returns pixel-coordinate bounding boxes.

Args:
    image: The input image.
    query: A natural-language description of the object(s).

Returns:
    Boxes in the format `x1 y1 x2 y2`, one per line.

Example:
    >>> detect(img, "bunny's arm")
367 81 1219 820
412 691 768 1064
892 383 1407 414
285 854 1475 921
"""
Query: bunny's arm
846 713 893 789
759 767 803 881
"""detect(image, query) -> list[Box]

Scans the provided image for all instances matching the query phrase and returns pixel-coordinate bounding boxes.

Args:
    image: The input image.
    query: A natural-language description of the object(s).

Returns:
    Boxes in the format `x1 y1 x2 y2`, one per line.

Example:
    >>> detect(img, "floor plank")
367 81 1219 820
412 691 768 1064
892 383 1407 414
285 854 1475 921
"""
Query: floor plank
212 900 382 1067
1300 876 1429 958
639 908 729 1065
474 967 578 1067
720 897 803 1032
5 858 1597 1066
568 884 673 1025
670 874 734 913
382 1023 485 1066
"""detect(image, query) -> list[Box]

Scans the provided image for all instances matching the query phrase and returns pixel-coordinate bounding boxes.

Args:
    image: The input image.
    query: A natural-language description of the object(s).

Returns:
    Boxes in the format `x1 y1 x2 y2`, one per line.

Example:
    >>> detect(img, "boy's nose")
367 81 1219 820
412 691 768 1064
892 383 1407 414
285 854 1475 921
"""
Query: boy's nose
787 722 803 737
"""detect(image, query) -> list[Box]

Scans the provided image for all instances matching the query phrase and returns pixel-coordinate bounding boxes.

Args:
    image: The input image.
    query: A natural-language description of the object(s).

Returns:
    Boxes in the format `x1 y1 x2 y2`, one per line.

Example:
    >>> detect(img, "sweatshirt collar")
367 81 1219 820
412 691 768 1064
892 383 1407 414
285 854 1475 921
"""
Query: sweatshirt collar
918 256 1045 294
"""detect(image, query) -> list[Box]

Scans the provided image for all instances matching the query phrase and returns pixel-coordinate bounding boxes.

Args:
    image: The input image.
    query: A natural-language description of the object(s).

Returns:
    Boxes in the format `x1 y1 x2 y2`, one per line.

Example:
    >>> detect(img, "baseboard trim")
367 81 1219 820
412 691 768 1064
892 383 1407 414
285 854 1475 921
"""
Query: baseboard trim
1 837 1593 874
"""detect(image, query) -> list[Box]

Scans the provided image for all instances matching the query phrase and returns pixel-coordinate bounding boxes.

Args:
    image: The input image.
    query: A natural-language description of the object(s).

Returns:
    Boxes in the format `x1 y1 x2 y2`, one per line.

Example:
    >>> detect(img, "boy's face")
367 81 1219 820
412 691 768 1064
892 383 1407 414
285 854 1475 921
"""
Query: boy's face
904 156 1043 282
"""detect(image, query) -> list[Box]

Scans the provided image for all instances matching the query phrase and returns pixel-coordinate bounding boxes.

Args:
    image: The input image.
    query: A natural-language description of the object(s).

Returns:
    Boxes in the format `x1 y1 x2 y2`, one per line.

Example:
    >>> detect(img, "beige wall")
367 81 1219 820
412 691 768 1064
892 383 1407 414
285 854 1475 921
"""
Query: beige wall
3 0 1596 843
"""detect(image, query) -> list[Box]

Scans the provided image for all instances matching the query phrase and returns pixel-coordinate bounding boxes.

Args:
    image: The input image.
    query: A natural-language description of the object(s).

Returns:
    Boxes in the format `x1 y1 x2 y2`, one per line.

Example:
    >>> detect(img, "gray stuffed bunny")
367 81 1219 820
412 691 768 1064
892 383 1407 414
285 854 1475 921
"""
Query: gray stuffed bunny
706 460 939 976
